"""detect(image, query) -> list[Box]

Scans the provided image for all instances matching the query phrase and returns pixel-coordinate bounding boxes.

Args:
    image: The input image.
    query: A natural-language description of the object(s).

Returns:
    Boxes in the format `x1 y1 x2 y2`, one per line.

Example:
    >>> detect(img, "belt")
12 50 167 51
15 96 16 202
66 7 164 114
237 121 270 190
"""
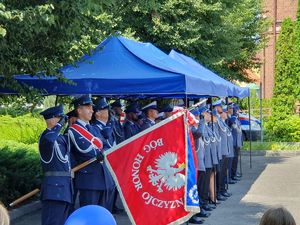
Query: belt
44 171 74 178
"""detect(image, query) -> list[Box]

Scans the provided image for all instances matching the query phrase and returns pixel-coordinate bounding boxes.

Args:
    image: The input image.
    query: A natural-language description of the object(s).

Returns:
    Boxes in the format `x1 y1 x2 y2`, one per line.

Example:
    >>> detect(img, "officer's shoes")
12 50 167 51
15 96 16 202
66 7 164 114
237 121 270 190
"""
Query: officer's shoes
201 205 213 211
196 210 211 218
208 204 216 209
229 180 237 184
221 192 231 198
231 176 241 181
217 195 227 201
236 173 242 178
189 216 205 224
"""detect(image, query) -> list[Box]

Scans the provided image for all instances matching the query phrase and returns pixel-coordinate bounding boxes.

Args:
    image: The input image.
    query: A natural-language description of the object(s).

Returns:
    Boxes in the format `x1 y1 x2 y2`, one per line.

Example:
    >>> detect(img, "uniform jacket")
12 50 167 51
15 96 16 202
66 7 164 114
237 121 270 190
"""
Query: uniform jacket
111 114 125 144
228 115 243 148
191 120 206 172
39 124 72 203
123 119 140 140
202 122 213 169
217 117 230 157
140 118 155 131
207 124 219 166
68 120 114 191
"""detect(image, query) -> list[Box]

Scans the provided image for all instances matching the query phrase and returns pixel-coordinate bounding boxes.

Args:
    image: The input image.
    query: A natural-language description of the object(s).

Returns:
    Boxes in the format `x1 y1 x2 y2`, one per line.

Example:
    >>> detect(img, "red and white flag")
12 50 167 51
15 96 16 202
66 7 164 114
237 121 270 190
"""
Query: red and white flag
105 113 196 225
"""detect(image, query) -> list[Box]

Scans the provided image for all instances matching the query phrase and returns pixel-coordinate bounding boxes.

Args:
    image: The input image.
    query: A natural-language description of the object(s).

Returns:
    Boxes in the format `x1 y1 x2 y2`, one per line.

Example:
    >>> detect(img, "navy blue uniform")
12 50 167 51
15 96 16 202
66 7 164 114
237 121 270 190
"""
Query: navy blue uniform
123 119 140 139
111 115 125 144
68 120 114 207
228 114 242 178
39 123 72 225
92 119 116 211
140 118 155 131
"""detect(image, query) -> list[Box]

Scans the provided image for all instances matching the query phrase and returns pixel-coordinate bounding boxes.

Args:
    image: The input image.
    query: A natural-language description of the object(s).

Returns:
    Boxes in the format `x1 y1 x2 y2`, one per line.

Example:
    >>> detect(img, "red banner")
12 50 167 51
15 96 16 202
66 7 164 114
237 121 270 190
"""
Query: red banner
105 113 194 225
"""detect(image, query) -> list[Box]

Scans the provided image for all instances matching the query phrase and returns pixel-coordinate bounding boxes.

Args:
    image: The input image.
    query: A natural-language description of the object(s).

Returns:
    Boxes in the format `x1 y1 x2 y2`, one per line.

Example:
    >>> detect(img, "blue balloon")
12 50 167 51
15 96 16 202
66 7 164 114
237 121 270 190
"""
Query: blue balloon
64 205 116 225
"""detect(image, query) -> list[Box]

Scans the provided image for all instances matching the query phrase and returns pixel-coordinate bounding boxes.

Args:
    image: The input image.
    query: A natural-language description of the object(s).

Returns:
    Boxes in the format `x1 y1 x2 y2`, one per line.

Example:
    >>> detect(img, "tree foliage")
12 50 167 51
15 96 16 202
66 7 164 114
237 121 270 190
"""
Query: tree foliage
273 17 300 118
0 0 268 94
114 0 268 81
0 0 118 79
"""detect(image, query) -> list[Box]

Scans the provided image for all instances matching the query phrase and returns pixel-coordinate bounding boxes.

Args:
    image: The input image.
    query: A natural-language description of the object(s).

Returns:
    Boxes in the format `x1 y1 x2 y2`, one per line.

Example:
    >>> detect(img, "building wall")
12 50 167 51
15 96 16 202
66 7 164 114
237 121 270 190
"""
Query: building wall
261 0 297 99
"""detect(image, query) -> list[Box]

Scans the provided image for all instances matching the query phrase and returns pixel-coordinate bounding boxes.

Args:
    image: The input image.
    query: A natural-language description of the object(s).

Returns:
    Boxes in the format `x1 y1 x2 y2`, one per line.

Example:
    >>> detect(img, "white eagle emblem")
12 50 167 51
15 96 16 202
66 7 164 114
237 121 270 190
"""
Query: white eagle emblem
147 152 186 193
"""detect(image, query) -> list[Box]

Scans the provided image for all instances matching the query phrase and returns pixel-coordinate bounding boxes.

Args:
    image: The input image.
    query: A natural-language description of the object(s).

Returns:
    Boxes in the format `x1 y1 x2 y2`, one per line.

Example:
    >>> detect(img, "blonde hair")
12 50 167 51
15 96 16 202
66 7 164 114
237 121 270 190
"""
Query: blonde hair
259 207 296 225
0 203 9 225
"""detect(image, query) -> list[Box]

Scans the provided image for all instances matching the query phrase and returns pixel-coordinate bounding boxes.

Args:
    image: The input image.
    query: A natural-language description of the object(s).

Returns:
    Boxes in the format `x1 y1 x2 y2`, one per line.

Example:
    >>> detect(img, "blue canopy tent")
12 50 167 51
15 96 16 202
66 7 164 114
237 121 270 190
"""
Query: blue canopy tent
169 50 250 98
1 36 231 98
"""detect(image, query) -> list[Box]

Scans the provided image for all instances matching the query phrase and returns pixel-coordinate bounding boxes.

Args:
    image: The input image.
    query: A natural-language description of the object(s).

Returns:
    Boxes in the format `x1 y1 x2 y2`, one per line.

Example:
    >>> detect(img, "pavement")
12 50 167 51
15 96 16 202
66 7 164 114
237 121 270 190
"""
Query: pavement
11 155 300 225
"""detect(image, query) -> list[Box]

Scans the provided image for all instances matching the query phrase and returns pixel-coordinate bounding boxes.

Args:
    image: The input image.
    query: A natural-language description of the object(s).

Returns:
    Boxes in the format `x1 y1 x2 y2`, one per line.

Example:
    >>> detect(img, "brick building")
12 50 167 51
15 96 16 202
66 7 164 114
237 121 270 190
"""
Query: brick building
260 0 298 98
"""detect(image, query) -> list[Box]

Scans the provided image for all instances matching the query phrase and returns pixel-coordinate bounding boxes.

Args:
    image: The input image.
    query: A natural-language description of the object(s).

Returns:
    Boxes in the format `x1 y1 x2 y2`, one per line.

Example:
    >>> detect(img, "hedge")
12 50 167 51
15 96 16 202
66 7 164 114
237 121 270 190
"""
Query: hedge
0 140 42 206
0 114 45 144
265 115 300 142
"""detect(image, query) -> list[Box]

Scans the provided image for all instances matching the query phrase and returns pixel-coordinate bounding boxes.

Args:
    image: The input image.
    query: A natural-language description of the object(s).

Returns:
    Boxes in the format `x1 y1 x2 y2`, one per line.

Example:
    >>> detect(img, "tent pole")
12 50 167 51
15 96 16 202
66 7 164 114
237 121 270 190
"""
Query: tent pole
260 82 263 142
55 95 59 106
237 98 242 176
248 97 252 169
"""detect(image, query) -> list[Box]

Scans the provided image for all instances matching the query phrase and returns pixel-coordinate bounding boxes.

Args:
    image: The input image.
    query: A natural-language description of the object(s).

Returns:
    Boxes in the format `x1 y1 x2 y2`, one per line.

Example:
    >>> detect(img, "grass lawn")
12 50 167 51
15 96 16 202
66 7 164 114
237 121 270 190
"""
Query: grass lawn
243 141 300 151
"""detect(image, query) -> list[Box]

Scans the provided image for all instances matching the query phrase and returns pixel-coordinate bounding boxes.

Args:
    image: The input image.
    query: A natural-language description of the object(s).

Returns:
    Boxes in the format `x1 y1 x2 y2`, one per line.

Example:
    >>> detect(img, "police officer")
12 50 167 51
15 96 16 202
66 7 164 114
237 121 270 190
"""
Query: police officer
111 100 125 144
160 105 174 119
68 95 110 207
123 103 141 139
226 103 237 184
39 105 72 225
200 107 216 210
227 103 242 181
140 102 159 131
213 101 232 199
64 109 78 215
92 98 117 212
188 108 210 224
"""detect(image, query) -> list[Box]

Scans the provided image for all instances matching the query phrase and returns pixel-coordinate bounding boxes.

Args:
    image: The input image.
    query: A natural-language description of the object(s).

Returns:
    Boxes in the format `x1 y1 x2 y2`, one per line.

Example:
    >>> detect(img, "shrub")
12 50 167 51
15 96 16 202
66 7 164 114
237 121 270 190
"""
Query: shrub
0 140 42 206
0 114 45 144
265 115 300 142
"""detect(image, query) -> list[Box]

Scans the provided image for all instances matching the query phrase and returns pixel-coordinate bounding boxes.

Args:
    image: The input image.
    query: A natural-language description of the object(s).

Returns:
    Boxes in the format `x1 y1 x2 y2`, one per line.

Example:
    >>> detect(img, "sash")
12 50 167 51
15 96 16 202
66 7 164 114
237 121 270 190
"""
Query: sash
70 124 103 149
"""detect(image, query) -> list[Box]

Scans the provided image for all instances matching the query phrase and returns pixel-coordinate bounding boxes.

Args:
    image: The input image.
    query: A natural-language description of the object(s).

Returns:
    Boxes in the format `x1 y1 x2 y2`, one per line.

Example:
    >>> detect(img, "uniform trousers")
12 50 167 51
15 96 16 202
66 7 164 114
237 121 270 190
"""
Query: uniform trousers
197 170 206 207
218 156 228 194
201 168 212 205
79 189 104 207
231 147 240 178
42 200 70 225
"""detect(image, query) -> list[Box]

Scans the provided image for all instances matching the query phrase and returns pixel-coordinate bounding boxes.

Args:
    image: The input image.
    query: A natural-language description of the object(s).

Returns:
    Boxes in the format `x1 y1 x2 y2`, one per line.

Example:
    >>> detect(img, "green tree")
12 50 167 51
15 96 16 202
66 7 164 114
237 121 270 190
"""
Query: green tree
115 0 268 81
273 18 299 118
0 1 118 80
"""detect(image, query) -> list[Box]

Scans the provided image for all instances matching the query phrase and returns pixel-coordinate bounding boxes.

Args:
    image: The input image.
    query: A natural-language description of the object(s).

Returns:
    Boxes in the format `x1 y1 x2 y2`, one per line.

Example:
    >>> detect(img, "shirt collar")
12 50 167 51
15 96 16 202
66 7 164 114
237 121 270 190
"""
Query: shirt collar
77 119 89 127
97 119 106 126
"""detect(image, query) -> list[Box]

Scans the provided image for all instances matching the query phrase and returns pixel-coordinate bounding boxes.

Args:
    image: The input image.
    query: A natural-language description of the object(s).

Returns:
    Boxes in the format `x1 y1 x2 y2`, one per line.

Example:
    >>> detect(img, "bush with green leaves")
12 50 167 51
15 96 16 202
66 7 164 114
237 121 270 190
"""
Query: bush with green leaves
0 140 42 206
264 115 300 142
0 114 45 144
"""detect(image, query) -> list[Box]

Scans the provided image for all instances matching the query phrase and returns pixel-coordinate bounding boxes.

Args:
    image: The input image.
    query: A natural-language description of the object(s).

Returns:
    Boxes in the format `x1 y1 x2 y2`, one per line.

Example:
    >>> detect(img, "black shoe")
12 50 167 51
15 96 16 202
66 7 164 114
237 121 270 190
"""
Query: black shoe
196 211 211 218
217 195 227 201
221 192 231 198
189 217 205 224
201 205 213 211
208 204 216 209
209 199 221 205
229 180 236 184
231 177 241 181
